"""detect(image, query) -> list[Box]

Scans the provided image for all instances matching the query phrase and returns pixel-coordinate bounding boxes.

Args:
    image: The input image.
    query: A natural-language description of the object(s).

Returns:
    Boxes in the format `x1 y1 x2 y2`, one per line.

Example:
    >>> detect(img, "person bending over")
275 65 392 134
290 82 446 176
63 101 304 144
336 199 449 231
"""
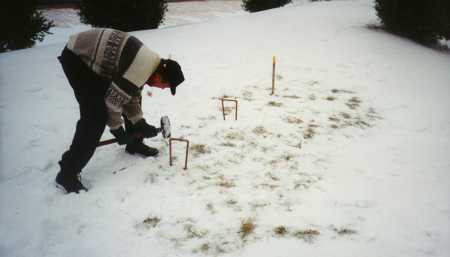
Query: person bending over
56 28 184 193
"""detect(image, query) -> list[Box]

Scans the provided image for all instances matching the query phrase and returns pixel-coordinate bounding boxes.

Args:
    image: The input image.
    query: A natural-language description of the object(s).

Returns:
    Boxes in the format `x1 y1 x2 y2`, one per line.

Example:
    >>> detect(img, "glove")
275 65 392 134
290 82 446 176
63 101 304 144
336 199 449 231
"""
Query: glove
134 119 159 138
110 126 133 145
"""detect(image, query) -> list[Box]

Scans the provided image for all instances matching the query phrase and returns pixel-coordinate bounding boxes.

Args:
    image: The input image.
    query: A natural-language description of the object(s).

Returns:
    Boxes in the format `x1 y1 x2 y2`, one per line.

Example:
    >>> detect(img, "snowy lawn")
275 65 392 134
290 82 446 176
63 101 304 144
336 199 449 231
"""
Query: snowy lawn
1 0 449 257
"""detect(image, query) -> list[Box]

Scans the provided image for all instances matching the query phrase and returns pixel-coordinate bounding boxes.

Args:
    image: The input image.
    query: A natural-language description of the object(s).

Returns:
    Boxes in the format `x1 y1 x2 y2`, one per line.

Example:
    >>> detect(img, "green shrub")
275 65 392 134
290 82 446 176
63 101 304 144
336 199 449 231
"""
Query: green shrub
375 0 450 45
79 0 168 32
0 0 53 52
242 0 292 13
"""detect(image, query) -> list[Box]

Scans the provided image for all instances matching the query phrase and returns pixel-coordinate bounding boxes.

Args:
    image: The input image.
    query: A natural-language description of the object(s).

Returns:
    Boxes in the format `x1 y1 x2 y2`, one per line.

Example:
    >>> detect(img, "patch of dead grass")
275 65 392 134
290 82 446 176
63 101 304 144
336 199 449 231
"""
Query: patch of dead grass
367 107 382 120
267 172 280 181
267 101 283 107
190 144 211 157
200 243 210 253
241 90 253 101
258 183 279 190
250 201 270 209
346 97 362 109
329 116 340 122
341 112 351 119
355 119 372 128
226 199 238 205
142 216 161 228
252 126 269 135
268 153 295 167
334 227 357 235
185 224 208 239
285 116 303 124
274 226 289 236
293 229 320 243
329 115 341 129
306 80 319 86
293 178 316 190
217 181 235 188
220 142 237 147
331 89 355 94
282 95 301 99
224 131 245 141
303 124 318 139
216 175 235 188
284 153 295 161
239 218 255 239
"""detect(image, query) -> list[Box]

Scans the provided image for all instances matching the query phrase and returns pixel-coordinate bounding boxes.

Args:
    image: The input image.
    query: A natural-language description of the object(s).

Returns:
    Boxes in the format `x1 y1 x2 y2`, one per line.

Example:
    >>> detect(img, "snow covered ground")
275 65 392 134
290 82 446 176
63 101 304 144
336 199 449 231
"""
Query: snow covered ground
1 0 449 257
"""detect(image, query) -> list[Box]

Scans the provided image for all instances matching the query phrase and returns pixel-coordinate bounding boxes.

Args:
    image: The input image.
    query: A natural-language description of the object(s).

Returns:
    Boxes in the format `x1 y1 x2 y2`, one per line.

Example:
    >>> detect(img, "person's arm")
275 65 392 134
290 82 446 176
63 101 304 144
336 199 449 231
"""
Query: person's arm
105 36 159 130
104 82 132 130
104 83 137 145
122 95 159 138
122 96 144 125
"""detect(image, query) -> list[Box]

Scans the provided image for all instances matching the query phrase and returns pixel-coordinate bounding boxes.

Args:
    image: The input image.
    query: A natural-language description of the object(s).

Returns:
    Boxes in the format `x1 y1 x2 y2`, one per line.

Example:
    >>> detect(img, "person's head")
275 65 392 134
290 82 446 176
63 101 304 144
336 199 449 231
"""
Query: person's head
147 59 185 95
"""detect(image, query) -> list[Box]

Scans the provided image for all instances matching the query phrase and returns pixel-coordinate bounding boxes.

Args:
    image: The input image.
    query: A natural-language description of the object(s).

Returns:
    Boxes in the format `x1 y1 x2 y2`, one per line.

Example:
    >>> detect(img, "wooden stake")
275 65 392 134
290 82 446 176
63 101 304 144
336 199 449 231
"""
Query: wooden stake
169 138 190 170
271 56 276 95
220 98 238 120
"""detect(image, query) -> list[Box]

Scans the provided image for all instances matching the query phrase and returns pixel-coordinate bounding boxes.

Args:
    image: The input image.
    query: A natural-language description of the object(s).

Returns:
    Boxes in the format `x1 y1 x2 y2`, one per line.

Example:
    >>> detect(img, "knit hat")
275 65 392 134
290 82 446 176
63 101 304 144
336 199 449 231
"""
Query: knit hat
161 59 185 95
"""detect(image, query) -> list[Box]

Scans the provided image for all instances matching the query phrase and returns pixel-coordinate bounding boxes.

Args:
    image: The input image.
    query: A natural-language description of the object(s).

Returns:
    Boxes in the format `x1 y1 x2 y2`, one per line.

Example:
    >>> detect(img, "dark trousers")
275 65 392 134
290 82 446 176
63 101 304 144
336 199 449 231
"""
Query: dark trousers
58 47 109 175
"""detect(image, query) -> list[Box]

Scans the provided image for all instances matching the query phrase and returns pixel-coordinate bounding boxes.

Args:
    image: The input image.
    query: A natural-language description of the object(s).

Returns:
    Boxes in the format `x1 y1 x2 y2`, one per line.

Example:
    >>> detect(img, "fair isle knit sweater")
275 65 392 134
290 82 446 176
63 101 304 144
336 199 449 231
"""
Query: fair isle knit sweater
66 28 161 129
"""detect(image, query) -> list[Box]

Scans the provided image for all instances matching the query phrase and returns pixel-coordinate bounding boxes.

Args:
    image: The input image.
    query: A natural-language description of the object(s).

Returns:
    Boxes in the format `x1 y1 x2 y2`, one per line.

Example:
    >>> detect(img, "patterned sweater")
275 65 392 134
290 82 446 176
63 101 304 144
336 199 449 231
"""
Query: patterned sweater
66 28 161 129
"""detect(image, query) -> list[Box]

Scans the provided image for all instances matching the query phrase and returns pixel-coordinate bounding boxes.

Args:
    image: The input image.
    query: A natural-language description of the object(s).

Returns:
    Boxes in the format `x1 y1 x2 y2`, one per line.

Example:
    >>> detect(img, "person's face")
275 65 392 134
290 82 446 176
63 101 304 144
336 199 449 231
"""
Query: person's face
148 73 170 89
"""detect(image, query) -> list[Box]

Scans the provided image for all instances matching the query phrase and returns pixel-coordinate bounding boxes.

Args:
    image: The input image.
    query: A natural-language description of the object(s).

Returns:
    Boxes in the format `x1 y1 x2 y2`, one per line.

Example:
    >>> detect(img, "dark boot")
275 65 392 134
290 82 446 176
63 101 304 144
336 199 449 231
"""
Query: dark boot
126 141 159 157
55 171 87 194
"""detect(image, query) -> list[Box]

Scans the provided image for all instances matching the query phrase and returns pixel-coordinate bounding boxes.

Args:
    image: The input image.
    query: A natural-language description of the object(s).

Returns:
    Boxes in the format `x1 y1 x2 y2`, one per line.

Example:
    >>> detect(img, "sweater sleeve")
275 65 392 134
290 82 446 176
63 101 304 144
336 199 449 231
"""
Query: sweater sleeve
103 36 160 129
104 83 143 129
123 96 144 124
104 82 132 129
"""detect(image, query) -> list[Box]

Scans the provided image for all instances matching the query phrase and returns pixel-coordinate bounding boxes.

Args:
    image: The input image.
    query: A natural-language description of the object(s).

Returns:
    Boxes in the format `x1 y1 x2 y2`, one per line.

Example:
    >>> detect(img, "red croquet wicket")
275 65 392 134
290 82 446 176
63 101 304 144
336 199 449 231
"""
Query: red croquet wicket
169 138 190 170
220 98 238 120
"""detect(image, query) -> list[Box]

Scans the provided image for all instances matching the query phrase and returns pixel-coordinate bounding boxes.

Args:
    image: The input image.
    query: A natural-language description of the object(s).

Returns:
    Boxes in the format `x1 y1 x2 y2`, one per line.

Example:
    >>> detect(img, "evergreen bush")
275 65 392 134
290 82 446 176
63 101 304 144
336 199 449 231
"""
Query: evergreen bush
0 1 53 52
375 0 450 45
79 0 168 32
242 0 292 13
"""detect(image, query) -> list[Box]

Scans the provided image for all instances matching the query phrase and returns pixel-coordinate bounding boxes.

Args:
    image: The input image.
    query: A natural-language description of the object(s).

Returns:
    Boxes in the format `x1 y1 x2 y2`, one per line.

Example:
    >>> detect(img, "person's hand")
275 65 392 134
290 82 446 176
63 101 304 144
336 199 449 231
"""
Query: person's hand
134 119 159 138
110 126 133 145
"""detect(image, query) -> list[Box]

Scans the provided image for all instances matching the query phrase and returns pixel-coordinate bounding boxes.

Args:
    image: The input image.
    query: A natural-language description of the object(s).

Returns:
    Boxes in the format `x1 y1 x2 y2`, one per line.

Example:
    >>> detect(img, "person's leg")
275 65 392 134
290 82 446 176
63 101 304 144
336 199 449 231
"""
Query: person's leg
59 111 106 174
57 116 105 193
56 48 109 193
